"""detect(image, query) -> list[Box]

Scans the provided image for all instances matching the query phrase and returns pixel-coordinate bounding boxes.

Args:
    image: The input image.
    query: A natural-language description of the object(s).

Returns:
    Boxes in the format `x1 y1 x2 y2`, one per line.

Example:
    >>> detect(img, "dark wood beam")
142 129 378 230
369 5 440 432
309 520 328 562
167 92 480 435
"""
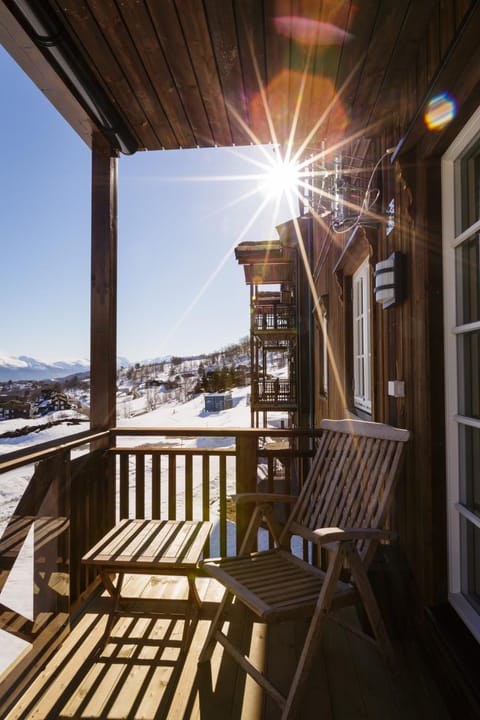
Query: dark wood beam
0 3 94 149
90 132 117 432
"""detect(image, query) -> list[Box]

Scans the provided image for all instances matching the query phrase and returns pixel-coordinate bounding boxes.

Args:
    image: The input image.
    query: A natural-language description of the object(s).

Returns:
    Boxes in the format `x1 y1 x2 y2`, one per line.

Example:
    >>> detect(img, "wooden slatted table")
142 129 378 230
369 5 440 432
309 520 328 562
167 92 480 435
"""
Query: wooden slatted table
82 518 212 648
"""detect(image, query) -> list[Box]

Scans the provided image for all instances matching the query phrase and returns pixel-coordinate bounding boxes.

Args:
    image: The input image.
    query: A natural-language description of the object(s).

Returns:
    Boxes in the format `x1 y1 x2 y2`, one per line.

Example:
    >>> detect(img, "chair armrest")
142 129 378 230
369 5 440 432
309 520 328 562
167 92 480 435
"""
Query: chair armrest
232 493 297 505
313 527 391 544
290 523 391 546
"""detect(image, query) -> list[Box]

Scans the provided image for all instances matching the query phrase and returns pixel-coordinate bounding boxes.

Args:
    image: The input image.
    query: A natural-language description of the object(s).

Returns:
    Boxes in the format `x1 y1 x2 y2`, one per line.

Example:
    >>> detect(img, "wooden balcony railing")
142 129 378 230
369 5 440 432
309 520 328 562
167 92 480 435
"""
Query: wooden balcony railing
251 378 297 408
0 426 317 688
252 304 296 333
0 428 452 720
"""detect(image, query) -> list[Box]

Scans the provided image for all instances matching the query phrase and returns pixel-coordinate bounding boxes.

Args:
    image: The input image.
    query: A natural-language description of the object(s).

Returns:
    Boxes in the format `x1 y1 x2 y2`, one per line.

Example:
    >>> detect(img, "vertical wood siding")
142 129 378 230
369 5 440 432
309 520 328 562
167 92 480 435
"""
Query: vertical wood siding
310 0 474 605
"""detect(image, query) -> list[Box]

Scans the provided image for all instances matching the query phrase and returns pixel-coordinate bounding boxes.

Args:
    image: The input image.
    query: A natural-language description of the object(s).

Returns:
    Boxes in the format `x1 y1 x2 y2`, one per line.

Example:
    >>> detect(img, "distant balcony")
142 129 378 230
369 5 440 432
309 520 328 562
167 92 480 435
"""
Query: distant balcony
251 378 297 410
252 304 296 334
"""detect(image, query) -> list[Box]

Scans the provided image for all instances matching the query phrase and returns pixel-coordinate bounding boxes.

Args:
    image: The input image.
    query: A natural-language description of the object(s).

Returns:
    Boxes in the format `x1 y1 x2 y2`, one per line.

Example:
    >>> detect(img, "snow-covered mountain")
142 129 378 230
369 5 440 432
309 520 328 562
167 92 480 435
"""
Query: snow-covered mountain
0 353 89 381
0 353 130 381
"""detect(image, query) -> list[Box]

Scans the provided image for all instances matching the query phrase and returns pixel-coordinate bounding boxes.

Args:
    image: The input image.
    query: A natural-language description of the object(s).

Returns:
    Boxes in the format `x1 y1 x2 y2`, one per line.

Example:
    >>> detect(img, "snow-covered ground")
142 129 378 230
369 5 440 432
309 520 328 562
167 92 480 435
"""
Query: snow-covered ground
118 385 252 433
0 409 88 456
0 387 287 676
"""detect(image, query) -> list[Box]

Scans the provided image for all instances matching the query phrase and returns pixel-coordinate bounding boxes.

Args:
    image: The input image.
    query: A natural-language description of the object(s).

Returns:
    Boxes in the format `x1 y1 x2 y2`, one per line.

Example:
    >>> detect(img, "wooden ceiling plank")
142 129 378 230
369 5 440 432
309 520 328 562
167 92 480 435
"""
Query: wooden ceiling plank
332 0 379 137
254 0 356 154
262 0 294 146
203 0 251 146
366 0 440 134
50 0 159 149
455 0 473 27
439 0 456 56
307 0 356 153
3 0 448 157
174 0 233 147
347 0 411 132
113 0 196 149
233 0 270 145
147 0 214 147
86 0 178 150
283 0 327 154
401 2 480 157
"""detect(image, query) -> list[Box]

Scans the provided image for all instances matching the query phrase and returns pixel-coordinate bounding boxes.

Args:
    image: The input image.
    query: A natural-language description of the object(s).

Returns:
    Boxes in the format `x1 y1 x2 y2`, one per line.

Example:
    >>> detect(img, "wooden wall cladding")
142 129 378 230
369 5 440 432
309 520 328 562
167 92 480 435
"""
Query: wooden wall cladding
309 0 477 607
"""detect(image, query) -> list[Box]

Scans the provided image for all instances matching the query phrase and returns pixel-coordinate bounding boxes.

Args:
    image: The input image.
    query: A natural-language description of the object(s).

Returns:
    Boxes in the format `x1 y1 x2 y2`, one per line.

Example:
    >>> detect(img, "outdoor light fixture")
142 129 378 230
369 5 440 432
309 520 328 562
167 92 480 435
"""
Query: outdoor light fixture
374 252 406 308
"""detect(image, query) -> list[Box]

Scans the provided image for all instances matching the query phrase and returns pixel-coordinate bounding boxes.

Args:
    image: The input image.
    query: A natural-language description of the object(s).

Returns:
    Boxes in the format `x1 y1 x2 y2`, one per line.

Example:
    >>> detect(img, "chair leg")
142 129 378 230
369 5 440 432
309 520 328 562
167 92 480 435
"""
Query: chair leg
281 542 347 720
198 589 233 664
346 545 395 669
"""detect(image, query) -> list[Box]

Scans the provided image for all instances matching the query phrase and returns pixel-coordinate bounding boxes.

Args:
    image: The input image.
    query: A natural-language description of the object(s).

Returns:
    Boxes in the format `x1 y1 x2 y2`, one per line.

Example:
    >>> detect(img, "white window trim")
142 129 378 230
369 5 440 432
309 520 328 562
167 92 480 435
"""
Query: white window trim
352 257 372 413
322 309 328 396
442 103 480 642
318 306 328 396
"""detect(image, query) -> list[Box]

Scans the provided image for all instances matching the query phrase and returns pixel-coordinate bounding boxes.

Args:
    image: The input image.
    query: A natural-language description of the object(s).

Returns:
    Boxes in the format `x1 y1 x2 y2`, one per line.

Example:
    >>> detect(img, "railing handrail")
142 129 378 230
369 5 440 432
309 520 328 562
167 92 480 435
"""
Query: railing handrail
0 426 321 474
0 429 110 475
110 427 318 438
110 446 236 455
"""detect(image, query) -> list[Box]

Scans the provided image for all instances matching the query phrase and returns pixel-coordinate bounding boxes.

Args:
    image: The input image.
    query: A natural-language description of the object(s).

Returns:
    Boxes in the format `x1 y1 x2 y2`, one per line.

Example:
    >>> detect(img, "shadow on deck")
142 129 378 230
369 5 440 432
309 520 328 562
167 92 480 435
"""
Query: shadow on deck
2 573 452 719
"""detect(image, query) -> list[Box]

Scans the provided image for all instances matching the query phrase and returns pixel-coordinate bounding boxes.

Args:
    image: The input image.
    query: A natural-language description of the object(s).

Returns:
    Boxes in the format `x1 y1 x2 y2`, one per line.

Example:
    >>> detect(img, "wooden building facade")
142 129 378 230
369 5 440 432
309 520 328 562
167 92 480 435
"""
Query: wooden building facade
1 0 480 716
274 1 480 710
235 1 480 708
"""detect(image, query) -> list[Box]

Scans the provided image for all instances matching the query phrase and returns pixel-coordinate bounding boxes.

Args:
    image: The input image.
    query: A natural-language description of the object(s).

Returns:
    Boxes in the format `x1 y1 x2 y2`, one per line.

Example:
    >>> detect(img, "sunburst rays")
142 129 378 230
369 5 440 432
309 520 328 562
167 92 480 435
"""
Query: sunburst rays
157 9 395 406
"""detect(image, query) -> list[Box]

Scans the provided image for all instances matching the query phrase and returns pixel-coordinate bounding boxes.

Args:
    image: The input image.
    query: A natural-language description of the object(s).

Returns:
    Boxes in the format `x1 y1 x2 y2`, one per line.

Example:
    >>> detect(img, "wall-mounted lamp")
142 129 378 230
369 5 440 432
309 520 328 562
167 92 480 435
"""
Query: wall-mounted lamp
374 252 406 308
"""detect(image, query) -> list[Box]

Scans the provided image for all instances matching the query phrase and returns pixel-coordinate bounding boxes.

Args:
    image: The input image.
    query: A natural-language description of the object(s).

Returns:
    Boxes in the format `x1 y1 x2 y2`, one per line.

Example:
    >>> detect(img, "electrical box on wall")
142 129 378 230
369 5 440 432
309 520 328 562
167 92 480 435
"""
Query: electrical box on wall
388 380 405 398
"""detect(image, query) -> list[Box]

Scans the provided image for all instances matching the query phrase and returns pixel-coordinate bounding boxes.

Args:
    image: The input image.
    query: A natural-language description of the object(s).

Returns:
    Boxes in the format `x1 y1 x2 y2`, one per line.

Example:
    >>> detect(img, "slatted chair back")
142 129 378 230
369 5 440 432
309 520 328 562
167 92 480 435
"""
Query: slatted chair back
282 419 410 568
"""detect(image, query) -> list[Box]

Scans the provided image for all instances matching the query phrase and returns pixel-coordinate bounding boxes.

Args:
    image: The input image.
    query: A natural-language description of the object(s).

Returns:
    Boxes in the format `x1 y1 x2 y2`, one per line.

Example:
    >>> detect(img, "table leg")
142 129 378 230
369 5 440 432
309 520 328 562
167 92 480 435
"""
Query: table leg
188 572 202 607
100 570 125 643
181 572 201 650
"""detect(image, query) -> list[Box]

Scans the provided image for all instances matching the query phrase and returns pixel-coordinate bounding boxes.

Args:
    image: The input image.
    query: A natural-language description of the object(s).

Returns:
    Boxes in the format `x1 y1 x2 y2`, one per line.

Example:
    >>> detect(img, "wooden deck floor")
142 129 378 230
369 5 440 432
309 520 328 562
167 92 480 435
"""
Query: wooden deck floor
2 573 452 719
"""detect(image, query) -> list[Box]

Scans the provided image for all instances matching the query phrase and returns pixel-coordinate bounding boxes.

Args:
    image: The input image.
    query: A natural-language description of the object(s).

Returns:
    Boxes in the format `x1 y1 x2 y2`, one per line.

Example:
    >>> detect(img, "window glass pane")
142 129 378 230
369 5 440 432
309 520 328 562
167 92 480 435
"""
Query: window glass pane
460 516 480 614
456 135 480 234
457 330 480 418
455 234 480 325
458 424 480 517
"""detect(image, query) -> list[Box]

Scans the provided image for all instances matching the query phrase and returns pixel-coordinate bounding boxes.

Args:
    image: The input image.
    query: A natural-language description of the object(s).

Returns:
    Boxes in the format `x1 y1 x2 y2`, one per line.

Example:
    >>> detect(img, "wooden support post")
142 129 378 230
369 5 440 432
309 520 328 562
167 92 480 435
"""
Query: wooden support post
90 132 118 432
235 434 258 553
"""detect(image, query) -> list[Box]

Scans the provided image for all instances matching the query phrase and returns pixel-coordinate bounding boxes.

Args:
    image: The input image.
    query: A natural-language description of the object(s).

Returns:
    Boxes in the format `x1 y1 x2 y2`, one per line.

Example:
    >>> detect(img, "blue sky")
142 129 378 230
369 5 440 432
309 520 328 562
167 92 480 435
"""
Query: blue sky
1 45 297 364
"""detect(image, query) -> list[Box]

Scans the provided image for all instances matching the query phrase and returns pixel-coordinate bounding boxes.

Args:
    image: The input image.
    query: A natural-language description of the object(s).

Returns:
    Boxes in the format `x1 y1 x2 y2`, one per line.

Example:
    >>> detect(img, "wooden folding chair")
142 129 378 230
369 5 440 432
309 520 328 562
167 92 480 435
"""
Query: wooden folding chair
198 419 410 719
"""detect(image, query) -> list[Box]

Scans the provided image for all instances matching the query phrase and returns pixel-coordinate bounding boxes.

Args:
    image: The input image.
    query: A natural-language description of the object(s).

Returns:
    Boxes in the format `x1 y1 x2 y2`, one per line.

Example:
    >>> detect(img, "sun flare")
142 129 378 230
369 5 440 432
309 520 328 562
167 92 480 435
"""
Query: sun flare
261 152 300 203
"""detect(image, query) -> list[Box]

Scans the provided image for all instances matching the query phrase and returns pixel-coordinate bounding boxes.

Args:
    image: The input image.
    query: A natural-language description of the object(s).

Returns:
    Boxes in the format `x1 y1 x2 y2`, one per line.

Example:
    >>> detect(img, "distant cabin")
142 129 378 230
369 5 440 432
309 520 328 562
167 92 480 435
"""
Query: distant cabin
50 393 71 411
37 392 71 415
204 392 233 412
0 399 32 419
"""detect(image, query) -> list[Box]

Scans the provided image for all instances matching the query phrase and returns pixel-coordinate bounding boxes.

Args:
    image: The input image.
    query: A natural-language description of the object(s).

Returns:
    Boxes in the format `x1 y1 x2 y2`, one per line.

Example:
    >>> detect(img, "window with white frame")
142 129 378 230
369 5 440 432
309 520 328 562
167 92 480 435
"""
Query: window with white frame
442 105 480 641
352 257 372 413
